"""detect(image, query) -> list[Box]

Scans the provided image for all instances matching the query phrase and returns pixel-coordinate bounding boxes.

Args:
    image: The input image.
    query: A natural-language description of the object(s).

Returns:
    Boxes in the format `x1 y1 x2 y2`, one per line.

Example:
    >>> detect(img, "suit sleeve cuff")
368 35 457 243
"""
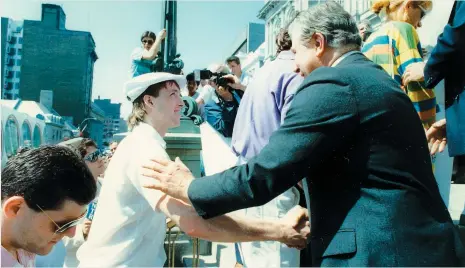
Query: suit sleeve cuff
188 177 216 219
424 65 441 89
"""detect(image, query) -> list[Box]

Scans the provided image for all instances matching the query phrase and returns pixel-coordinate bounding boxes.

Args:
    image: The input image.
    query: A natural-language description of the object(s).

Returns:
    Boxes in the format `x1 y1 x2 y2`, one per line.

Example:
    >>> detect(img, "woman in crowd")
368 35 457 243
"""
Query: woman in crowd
362 0 436 129
130 30 166 77
62 138 105 267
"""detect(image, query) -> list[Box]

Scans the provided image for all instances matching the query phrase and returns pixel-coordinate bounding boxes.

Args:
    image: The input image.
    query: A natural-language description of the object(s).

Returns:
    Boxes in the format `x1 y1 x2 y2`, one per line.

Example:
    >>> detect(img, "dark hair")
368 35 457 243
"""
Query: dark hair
276 29 292 54
127 80 179 130
140 31 156 42
77 138 97 158
226 56 240 65
186 73 195 82
1 145 97 211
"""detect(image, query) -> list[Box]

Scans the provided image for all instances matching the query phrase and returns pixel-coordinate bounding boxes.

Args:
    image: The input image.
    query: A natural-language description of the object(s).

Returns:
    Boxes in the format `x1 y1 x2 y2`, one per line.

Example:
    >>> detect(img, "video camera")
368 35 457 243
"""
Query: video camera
196 69 235 89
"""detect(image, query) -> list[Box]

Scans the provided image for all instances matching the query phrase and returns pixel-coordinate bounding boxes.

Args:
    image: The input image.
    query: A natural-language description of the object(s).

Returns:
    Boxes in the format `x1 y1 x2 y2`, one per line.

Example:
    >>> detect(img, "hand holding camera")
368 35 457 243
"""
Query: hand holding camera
221 74 241 90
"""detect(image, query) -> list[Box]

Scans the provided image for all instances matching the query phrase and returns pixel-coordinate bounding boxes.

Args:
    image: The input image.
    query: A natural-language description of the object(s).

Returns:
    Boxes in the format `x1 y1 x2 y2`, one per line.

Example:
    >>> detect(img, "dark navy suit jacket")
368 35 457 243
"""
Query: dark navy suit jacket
424 1 465 156
188 52 465 266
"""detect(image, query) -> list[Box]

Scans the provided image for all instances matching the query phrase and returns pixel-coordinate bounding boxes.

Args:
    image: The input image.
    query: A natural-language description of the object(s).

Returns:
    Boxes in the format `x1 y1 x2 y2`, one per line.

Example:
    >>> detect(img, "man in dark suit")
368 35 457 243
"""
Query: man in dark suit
143 2 465 266
403 0 465 239
403 0 465 157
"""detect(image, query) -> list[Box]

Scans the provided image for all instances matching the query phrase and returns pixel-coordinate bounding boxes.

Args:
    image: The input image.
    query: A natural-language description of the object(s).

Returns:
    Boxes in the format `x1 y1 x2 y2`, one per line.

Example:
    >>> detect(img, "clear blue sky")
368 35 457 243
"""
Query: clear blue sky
2 0 265 117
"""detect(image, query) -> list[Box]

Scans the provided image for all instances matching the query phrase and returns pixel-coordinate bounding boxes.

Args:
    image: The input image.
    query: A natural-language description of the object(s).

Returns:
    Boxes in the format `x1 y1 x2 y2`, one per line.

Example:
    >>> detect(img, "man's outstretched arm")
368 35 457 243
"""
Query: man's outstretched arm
155 193 309 249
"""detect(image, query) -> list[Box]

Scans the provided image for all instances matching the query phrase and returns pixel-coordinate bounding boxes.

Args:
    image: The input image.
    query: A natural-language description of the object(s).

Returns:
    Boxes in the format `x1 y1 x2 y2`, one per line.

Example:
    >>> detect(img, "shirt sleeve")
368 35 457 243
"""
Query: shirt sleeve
131 47 144 61
396 25 436 129
424 2 465 88
241 73 250 87
188 71 359 219
128 148 170 211
198 85 215 104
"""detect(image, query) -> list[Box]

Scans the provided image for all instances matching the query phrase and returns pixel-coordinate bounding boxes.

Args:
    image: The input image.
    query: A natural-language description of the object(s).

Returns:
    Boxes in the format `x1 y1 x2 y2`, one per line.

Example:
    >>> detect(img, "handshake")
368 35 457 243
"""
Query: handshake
276 205 311 249
141 157 310 249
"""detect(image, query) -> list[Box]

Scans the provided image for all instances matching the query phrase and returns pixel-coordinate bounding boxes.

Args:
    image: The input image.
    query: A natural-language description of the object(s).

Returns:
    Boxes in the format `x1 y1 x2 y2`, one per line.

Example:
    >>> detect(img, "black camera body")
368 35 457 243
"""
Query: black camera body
197 70 234 90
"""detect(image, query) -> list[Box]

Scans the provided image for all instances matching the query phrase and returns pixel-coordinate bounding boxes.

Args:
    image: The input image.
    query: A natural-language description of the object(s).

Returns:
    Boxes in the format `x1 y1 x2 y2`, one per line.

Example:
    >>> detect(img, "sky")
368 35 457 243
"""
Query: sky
0 0 456 118
1 0 265 117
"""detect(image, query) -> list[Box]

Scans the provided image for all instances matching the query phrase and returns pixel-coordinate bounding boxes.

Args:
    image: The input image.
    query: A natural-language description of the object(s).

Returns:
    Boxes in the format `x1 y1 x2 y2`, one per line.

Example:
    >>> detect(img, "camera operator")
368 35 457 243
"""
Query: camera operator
130 29 166 77
204 73 242 137
224 56 250 92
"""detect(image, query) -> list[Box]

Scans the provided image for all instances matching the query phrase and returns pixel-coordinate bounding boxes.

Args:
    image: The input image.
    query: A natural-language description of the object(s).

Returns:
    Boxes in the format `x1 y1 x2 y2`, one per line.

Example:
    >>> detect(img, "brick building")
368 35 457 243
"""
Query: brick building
18 4 98 127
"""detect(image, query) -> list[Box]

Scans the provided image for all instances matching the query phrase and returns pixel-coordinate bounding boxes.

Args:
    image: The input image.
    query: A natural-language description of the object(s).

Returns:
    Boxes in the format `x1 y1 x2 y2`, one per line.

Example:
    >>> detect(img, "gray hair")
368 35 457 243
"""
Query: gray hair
359 20 373 31
294 1 361 50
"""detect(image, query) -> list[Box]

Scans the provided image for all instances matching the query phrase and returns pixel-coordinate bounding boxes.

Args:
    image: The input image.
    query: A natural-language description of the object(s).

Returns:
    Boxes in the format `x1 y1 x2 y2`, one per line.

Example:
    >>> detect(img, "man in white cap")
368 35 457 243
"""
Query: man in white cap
76 72 310 267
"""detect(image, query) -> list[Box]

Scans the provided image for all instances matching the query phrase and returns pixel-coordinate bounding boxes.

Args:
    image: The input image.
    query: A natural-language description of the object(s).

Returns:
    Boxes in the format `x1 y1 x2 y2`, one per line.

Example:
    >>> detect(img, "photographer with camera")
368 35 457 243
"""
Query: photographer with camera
130 29 166 77
204 72 242 137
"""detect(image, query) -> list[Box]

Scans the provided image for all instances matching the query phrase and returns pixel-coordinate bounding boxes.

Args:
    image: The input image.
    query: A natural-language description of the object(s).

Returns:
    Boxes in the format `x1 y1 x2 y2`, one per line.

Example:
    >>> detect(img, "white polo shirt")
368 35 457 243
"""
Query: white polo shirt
77 123 168 267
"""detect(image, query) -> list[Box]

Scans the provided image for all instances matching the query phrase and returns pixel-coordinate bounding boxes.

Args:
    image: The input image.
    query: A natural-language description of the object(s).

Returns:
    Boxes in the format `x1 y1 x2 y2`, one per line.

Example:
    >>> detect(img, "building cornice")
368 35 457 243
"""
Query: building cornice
257 0 282 20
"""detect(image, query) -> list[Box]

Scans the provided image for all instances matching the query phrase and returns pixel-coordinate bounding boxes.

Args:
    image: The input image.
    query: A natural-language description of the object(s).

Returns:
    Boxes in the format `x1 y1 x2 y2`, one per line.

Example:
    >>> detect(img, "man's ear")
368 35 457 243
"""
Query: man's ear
313 33 326 57
143 95 154 108
3 196 26 219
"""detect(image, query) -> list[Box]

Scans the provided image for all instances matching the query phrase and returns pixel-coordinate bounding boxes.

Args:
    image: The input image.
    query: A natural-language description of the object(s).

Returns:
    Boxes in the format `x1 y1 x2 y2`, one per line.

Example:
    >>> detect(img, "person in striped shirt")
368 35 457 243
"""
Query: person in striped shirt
362 0 436 129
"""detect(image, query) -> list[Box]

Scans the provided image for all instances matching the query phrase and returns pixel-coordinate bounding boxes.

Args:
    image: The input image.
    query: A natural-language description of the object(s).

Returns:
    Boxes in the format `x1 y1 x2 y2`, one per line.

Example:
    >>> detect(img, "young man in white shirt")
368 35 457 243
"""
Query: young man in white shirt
76 72 310 267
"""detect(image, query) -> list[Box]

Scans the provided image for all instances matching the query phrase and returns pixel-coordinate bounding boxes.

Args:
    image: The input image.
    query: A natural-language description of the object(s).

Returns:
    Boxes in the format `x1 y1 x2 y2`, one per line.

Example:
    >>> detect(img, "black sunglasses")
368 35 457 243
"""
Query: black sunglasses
84 150 101 162
142 39 154 45
419 5 427 19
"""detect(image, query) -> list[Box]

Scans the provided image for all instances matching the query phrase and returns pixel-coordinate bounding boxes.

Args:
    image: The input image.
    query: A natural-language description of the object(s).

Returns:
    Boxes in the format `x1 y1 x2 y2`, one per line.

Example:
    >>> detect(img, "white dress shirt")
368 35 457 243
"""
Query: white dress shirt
77 123 169 267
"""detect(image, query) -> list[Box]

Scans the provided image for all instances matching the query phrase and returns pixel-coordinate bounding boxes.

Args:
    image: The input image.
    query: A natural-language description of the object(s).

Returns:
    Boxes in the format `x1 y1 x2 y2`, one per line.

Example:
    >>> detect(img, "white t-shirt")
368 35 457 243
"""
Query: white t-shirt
198 84 215 104
77 123 168 267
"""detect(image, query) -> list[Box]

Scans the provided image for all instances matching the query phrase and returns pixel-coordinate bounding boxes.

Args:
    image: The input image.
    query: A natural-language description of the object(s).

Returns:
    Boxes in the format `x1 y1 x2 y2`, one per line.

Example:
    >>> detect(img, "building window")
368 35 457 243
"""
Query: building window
14 83 20 89
15 71 21 78
4 116 19 157
7 47 15 55
18 49 22 55
18 37 23 44
16 59 21 65
4 93 13 99
21 121 32 146
6 70 13 78
33 125 41 148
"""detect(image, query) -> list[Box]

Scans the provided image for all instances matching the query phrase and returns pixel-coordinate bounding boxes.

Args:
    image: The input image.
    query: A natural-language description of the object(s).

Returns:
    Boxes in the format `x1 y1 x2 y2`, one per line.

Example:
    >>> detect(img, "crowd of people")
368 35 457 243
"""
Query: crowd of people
2 0 465 267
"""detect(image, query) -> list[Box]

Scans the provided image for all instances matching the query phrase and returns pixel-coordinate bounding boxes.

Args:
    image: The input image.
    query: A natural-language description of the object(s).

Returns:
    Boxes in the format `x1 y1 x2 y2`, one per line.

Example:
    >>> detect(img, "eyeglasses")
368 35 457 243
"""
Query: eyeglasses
36 204 87 234
418 5 427 19
84 150 101 162
142 39 154 45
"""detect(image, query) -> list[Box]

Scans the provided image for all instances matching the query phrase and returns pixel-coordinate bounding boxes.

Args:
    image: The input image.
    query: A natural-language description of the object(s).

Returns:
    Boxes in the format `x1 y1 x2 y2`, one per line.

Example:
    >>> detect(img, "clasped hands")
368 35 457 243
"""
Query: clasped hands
142 157 310 249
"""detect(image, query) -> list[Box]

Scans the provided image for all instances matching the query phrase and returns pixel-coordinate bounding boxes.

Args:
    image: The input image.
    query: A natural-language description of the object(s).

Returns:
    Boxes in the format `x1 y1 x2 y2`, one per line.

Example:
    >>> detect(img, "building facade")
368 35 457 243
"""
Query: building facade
87 102 106 148
1 18 23 100
227 22 266 78
18 4 98 128
93 97 122 145
258 0 380 60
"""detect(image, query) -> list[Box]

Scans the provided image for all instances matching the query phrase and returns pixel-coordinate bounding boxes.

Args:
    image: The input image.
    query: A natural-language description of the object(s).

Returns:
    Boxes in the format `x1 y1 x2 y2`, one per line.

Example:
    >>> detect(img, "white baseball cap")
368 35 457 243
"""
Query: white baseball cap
124 72 186 102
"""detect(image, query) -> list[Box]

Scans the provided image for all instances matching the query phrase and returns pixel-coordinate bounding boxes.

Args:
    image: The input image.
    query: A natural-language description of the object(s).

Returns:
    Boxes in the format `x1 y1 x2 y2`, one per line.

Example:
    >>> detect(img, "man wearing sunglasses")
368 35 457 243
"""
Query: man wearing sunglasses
130 29 167 78
1 146 96 267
